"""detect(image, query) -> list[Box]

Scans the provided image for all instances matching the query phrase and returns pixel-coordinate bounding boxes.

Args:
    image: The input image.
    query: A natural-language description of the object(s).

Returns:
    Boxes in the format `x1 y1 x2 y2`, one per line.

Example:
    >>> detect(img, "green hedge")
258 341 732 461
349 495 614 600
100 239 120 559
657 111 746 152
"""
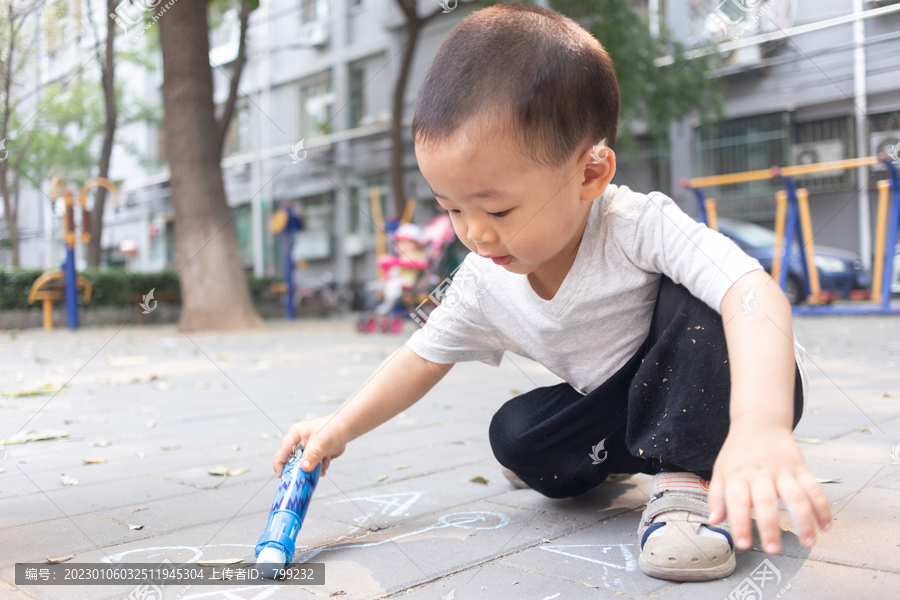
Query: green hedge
0 268 280 310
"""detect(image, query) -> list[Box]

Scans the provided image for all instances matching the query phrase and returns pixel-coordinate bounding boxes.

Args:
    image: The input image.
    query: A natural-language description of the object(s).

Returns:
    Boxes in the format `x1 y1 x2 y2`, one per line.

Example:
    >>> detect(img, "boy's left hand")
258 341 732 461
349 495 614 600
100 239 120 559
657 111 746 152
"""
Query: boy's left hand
707 422 832 554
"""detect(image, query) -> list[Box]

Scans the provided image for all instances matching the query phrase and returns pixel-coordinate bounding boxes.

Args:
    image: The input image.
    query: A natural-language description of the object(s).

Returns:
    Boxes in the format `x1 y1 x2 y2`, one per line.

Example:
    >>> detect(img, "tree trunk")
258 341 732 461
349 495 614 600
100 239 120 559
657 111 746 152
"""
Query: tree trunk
390 15 421 218
1 1 19 267
158 0 263 331
87 0 119 267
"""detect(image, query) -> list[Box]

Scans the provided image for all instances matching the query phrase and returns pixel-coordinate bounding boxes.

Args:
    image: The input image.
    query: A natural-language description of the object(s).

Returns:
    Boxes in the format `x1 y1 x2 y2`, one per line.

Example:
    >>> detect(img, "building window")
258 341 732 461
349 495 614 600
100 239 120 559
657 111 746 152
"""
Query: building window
224 104 251 155
301 0 329 24
301 78 334 137
694 112 790 220
349 65 366 128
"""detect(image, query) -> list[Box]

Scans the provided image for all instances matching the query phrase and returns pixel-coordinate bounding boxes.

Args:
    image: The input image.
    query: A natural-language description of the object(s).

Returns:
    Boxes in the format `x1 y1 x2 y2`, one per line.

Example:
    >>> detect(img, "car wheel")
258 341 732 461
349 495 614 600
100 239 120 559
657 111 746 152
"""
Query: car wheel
783 275 802 305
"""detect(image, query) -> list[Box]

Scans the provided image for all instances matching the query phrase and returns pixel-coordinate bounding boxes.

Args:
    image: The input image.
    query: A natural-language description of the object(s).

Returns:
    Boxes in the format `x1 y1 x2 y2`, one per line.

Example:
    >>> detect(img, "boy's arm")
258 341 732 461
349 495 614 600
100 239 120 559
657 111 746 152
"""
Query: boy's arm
708 268 832 554
274 346 453 476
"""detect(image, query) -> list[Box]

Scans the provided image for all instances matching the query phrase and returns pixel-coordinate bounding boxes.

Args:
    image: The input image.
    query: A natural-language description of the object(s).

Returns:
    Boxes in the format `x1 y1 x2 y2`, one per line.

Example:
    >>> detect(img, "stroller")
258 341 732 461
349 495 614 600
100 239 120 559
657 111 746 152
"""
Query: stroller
357 211 456 334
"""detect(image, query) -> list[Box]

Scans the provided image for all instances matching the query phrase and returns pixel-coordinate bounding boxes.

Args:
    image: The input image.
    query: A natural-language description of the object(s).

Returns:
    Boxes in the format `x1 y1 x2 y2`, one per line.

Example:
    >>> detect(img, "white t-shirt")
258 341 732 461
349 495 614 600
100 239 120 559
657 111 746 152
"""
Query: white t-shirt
405 184 809 402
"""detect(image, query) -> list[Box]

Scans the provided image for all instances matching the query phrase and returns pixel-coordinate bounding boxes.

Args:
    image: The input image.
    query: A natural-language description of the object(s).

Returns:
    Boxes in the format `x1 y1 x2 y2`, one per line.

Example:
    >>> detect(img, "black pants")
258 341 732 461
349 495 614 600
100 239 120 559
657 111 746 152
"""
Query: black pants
489 275 804 499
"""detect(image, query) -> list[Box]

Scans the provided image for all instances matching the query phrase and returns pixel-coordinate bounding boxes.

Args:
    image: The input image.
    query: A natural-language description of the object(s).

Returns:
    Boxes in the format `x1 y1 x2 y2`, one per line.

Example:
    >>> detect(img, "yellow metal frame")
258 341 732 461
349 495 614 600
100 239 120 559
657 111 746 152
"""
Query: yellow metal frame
688 157 880 188
871 180 891 304
704 199 718 232
369 186 418 279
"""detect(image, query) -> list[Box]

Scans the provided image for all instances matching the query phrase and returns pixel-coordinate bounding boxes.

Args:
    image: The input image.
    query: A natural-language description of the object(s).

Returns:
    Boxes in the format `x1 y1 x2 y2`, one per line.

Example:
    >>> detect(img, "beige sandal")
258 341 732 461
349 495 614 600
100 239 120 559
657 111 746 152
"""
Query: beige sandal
638 472 736 582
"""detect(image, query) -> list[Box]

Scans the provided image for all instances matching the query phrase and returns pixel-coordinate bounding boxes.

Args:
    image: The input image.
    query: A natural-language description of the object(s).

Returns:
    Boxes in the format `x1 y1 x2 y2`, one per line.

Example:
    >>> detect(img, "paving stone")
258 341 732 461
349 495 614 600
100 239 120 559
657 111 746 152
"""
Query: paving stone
313 460 512 530
499 512 670 597
401 562 639 599
778 485 900 573
485 474 652 524
652 551 900 600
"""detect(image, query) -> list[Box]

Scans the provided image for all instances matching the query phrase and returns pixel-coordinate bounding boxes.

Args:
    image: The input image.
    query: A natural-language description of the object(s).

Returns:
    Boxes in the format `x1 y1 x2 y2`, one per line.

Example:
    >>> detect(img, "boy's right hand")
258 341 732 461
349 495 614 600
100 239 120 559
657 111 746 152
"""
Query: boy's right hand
272 413 353 478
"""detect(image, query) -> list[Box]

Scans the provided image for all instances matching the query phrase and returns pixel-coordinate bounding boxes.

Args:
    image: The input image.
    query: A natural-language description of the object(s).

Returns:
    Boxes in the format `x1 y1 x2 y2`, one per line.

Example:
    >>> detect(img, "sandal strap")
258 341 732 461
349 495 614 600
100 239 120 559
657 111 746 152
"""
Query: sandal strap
639 495 710 535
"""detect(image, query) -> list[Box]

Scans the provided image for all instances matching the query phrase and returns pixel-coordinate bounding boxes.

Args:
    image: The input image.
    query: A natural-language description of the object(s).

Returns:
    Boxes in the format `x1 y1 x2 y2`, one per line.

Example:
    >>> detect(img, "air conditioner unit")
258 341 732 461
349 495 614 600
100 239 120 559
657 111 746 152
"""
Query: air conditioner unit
870 130 900 164
297 20 329 48
791 140 845 177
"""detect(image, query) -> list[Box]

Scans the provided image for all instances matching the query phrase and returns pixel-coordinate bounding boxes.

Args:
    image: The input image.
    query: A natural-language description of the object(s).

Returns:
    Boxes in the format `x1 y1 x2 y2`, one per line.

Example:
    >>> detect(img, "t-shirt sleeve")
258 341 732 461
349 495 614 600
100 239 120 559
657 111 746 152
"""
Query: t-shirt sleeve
620 192 764 313
404 254 505 366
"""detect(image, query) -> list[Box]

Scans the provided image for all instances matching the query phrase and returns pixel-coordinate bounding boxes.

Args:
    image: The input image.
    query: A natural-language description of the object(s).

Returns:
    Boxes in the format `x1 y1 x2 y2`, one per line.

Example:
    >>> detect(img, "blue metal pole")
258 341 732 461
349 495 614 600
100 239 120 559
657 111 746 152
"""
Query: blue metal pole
779 177 812 298
284 229 294 320
64 245 78 329
880 161 900 311
690 187 708 225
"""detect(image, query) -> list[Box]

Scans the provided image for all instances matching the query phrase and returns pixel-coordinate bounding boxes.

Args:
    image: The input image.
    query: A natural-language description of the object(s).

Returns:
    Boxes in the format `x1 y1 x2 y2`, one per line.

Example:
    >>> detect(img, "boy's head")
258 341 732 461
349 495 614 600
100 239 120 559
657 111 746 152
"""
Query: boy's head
412 3 620 277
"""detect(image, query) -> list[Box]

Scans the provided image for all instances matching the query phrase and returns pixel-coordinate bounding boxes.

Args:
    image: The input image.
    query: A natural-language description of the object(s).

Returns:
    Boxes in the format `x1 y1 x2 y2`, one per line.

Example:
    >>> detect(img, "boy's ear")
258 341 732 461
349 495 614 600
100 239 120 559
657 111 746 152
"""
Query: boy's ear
578 143 616 202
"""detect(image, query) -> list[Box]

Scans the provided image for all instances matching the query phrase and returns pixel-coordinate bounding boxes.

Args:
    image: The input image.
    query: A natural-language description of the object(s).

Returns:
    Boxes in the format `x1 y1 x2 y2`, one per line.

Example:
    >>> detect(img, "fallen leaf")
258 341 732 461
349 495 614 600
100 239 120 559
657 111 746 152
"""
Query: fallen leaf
691 339 696 344
133 506 148 513
2 384 62 398
46 555 74 564
146 421 155 429
83 458 107 465
541 538 550 543
794 437 822 445
392 464 411 470
208 465 250 477
858 427 874 434
330 592 347 597
2 429 68 445
376 474 388 482
197 558 243 566
128 524 143 530
509 389 521 395
61 474 78 486
583 582 600 588
92 441 110 447
469 476 489 485
0 468 4 474
161 445 181 451
232 445 241 451
816 478 842 484
64 416 88 424
136 452 145 458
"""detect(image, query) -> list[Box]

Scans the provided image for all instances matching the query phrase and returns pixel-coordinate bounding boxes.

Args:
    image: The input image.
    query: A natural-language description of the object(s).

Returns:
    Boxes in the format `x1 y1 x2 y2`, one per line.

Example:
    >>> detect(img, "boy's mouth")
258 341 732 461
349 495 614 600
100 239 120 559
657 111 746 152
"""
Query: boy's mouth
490 255 513 266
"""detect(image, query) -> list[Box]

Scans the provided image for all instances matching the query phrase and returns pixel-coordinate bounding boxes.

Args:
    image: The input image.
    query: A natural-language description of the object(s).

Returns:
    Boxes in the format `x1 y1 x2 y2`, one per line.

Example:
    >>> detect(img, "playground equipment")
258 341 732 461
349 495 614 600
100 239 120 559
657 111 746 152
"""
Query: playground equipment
683 155 900 315
36 177 119 330
27 270 92 331
269 206 304 319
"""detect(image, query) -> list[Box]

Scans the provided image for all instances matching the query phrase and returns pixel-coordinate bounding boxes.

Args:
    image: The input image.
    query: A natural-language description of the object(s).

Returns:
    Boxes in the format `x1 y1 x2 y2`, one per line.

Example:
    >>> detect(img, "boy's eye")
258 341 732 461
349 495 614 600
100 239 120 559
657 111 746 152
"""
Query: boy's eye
449 209 461 214
490 210 511 218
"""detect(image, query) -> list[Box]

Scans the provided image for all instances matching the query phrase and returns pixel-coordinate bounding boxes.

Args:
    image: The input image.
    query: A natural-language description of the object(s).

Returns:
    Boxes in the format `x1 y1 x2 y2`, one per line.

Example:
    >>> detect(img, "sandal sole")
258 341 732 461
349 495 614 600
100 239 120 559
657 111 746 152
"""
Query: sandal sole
638 552 736 582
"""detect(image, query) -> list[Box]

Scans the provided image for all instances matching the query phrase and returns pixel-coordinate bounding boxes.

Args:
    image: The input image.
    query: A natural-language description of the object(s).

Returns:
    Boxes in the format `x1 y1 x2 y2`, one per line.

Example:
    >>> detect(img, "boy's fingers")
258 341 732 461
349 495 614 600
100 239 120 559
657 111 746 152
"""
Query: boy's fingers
299 440 324 473
725 480 753 550
796 470 833 532
273 426 305 477
750 477 781 554
322 456 331 476
775 473 816 547
707 473 726 524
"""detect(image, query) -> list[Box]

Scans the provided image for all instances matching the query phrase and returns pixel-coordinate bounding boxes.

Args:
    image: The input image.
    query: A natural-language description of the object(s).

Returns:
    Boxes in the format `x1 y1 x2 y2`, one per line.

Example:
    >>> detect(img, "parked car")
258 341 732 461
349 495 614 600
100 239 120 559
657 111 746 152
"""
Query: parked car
715 218 869 305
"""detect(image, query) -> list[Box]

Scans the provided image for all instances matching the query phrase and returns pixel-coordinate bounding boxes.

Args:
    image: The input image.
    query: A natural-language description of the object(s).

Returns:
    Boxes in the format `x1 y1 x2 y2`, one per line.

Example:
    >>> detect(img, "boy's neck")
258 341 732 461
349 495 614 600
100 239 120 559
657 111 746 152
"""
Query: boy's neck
526 205 592 301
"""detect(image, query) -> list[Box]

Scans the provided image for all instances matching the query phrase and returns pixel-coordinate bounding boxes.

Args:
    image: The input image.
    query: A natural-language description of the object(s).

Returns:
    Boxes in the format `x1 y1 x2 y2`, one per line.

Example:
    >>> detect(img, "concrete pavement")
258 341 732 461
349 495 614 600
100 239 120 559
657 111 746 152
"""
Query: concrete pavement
1 315 899 599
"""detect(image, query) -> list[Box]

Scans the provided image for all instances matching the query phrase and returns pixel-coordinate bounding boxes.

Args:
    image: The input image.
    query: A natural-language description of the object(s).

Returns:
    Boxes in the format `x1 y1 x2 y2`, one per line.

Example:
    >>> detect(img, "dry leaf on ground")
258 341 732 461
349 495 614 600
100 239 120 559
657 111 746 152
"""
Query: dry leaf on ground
61 474 78 486
46 555 74 564
128 524 143 530
83 458 107 465
3 429 68 445
469 476 489 484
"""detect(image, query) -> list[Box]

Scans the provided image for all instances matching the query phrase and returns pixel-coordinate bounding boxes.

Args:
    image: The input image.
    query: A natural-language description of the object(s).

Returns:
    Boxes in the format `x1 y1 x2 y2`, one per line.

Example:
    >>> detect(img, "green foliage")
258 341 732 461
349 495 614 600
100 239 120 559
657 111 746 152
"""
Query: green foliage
552 0 724 146
0 268 279 310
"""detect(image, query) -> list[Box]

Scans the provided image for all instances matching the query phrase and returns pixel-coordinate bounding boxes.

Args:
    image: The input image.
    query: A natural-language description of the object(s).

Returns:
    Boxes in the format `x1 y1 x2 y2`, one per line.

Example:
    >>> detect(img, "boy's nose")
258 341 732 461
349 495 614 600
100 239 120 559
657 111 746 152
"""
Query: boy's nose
467 219 498 245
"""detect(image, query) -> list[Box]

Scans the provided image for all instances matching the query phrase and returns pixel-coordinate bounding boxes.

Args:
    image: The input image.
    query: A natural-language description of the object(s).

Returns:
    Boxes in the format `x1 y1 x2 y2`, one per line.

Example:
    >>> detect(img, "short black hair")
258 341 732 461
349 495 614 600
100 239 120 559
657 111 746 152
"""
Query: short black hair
412 2 620 170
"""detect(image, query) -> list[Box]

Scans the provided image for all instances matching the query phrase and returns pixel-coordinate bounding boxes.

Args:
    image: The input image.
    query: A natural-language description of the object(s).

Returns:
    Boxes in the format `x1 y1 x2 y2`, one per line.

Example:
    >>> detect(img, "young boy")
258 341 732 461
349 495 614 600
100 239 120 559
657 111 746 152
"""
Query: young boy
273 2 832 583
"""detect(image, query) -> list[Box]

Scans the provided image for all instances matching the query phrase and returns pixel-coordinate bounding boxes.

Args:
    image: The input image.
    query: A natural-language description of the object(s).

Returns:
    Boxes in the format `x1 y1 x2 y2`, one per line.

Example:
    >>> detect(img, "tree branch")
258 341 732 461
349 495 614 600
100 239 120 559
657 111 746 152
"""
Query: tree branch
216 0 251 157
